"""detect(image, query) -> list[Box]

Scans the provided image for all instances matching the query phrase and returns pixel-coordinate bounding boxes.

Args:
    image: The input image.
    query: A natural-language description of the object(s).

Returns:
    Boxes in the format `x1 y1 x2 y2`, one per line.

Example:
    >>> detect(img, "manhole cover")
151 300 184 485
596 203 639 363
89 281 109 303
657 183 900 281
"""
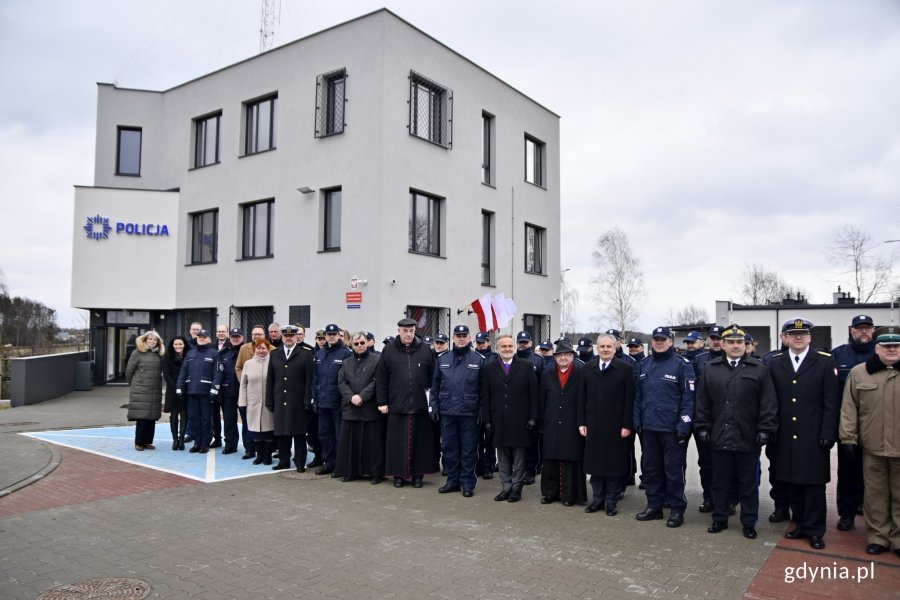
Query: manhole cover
0 422 40 427
36 577 151 599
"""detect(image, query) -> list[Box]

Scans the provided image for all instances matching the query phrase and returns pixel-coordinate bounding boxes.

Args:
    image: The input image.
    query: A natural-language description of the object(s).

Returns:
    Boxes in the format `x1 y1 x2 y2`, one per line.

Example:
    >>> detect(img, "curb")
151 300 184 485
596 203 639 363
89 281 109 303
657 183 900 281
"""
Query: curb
0 440 62 499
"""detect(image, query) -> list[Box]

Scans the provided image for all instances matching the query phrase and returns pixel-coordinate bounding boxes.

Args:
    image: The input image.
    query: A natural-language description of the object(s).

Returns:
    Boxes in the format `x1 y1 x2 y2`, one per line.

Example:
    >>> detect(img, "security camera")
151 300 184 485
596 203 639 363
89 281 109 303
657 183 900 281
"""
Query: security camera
390 279 396 285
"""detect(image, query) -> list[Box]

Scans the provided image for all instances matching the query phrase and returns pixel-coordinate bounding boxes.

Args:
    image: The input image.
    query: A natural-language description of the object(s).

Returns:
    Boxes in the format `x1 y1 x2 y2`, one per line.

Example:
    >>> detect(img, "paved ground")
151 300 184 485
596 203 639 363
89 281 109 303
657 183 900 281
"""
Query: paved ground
0 388 897 599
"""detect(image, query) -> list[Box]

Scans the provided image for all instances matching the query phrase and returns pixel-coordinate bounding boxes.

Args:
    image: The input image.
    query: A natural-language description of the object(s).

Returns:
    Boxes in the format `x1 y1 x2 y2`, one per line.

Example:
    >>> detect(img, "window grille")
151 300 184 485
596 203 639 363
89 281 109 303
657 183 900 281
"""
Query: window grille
315 69 346 137
408 71 452 148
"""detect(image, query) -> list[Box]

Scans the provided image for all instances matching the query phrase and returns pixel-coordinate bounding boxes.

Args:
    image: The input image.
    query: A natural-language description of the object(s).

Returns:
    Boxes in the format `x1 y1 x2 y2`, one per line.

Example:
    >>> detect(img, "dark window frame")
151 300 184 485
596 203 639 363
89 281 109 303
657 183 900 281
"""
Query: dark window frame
193 112 221 168
482 112 494 185
525 134 545 187
409 189 443 257
323 187 342 251
241 199 275 260
315 68 347 138
408 71 453 149
244 95 277 155
189 209 218 265
524 223 546 275
116 126 142 176
481 210 494 286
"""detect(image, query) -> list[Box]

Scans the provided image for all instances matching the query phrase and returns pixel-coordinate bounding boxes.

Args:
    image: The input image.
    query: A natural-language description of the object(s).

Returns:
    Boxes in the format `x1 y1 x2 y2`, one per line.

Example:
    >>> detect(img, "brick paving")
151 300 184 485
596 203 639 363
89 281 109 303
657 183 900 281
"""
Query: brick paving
0 389 897 599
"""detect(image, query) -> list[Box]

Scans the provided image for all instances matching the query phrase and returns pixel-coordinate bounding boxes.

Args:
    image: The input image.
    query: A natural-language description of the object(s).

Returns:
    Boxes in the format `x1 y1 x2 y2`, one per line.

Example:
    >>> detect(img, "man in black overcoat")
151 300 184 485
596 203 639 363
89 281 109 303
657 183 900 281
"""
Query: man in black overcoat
768 318 840 550
481 334 539 503
266 325 315 472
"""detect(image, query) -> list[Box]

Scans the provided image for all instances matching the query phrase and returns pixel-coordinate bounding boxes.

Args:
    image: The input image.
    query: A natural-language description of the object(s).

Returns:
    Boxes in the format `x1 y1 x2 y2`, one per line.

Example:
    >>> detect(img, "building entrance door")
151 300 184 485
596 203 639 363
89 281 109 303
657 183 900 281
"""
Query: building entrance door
106 326 144 383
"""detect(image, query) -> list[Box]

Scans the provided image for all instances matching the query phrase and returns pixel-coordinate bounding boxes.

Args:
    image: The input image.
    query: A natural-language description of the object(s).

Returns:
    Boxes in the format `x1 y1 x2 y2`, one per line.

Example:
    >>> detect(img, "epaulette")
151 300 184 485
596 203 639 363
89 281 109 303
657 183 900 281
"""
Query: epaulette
817 350 832 357
300 345 312 351
679 355 690 363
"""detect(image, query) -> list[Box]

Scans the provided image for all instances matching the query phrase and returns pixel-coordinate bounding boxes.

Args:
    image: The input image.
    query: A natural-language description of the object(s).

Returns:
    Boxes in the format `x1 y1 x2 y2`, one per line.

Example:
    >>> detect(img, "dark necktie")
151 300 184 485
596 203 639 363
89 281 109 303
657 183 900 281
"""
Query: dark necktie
286 348 292 360
794 355 800 364
502 362 510 374
730 360 738 369
601 362 607 371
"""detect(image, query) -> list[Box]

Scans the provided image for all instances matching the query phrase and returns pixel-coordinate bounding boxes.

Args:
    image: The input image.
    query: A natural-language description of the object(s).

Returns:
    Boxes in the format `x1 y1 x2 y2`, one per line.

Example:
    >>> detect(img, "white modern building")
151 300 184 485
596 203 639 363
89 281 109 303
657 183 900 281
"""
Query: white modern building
72 9 561 384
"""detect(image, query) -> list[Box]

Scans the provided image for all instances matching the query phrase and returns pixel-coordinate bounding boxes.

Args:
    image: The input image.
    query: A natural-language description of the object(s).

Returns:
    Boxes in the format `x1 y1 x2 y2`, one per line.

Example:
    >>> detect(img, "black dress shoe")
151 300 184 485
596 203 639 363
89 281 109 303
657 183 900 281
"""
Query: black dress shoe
708 521 728 534
222 447 237 455
370 476 384 485
698 500 713 513
462 489 474 498
522 475 535 486
189 444 201 453
171 441 179 450
199 446 210 454
540 496 556 505
866 543 888 555
439 483 461 494
784 528 807 540
242 451 256 460
562 500 574 507
184 435 194 443
743 526 758 539
585 501 604 513
494 490 511 501
393 477 405 488
837 515 855 531
666 512 684 528
315 466 334 476
808 536 825 550
606 507 618 516
252 455 264 465
507 490 522 503
272 463 291 471
307 456 324 468
482 471 493 480
297 466 307 473
638 482 645 490
412 476 424 488
341 475 356 482
636 508 664 521
209 438 222 448
769 508 790 523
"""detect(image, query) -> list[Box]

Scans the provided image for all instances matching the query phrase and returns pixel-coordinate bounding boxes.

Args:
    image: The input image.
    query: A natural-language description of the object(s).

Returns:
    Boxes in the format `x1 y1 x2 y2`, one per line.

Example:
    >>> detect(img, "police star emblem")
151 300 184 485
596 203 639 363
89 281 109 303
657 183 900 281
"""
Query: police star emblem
84 214 111 241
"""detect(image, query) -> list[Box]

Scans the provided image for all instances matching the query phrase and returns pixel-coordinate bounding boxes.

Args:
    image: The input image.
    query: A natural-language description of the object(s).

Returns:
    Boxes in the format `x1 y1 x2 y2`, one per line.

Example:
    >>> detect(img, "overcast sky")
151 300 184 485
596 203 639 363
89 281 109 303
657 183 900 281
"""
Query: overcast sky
1 0 898 331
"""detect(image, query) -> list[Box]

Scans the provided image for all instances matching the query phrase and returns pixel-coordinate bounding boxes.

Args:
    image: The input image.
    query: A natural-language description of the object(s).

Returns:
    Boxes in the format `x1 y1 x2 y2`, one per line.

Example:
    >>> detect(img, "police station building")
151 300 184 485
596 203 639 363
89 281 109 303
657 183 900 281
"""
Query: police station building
71 9 560 385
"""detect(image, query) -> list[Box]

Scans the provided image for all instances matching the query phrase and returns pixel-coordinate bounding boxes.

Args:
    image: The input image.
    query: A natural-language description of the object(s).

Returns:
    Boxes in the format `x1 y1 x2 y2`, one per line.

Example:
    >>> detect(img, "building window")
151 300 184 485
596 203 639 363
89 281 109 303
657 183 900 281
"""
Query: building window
409 71 452 148
289 305 311 329
323 188 342 251
193 113 220 167
482 112 494 185
315 69 346 137
241 199 274 259
406 305 450 339
409 190 442 256
190 209 218 264
244 95 277 155
523 313 551 344
116 126 141 176
482 210 494 285
525 134 545 187
525 223 545 274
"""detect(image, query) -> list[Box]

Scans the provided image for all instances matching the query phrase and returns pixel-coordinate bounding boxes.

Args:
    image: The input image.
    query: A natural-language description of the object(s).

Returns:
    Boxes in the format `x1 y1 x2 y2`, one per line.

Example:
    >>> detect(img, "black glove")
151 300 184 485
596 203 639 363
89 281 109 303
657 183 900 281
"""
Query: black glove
676 431 690 444
525 419 537 432
429 409 440 423
176 392 184 403
209 391 218 402
696 429 710 444
755 431 771 447
841 443 858 457
819 438 835 451
307 399 318 414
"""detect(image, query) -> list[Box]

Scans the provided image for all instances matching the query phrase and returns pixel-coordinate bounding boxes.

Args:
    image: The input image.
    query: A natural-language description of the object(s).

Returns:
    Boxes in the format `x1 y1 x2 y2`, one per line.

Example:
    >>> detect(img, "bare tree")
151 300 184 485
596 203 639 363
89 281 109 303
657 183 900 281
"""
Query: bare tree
590 227 645 332
666 304 710 326
740 263 791 305
829 225 895 303
560 272 579 336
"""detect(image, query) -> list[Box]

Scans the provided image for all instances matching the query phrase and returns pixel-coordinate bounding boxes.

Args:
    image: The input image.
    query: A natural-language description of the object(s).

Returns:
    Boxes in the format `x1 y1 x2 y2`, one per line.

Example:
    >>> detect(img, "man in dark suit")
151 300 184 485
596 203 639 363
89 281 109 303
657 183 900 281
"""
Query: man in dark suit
266 324 315 472
481 334 539 503
768 318 840 550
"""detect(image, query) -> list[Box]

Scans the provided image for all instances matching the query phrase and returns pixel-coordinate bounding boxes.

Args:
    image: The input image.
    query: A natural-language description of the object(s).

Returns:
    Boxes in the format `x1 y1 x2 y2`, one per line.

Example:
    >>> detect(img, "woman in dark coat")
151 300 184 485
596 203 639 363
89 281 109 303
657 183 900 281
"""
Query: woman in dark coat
334 332 385 483
578 335 635 516
539 342 587 506
162 336 188 450
126 331 165 451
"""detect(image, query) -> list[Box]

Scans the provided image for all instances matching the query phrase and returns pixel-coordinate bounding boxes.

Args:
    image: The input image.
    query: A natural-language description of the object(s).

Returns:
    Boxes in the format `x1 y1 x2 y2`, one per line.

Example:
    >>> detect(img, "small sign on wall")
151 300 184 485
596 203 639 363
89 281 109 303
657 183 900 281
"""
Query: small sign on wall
346 291 362 309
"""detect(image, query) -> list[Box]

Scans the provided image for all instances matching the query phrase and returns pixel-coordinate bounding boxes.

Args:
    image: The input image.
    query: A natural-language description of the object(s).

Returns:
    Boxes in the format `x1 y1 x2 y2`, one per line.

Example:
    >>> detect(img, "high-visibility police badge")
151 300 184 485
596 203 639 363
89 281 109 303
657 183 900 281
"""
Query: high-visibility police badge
688 379 695 392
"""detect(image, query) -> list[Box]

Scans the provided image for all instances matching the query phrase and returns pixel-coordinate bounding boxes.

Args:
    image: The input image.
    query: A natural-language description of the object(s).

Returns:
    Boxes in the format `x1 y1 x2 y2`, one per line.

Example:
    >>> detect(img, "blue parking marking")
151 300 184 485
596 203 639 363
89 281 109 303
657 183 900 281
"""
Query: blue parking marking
21 424 278 483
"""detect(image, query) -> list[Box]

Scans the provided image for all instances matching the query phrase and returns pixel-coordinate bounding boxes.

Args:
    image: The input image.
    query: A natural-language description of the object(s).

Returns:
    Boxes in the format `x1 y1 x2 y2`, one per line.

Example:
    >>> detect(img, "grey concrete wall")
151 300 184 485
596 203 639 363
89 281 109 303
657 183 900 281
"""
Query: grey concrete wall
10 352 90 407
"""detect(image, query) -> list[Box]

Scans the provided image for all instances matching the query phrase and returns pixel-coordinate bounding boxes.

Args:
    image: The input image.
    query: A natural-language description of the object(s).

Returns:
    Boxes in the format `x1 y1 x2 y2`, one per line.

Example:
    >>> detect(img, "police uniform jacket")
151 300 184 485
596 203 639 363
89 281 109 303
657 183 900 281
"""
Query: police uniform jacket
633 347 696 435
432 346 484 417
375 336 434 414
540 362 585 462
176 344 218 395
831 338 875 394
692 350 724 378
475 346 495 361
212 342 240 402
695 356 777 452
337 350 381 422
481 356 539 448
839 355 900 457
578 357 635 477
265 344 314 436
615 348 637 365
313 340 353 409
769 350 840 485
516 347 545 376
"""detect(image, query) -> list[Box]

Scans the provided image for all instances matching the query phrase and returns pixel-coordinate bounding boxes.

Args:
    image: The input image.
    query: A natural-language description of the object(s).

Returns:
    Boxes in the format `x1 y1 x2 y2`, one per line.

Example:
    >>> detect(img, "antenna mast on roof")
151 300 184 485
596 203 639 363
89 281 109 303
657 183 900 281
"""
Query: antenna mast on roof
259 0 281 54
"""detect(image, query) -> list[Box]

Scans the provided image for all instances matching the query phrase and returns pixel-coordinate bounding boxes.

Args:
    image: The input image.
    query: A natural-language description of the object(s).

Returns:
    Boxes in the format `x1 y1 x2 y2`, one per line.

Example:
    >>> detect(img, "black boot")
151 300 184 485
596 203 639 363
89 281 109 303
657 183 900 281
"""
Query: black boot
177 412 187 450
170 417 179 451
253 440 266 465
263 441 274 466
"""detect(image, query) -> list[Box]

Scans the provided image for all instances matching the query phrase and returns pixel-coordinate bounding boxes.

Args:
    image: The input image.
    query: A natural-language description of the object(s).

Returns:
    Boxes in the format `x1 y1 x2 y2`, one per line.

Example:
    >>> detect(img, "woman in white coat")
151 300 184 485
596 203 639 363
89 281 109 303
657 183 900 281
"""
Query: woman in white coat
239 339 275 465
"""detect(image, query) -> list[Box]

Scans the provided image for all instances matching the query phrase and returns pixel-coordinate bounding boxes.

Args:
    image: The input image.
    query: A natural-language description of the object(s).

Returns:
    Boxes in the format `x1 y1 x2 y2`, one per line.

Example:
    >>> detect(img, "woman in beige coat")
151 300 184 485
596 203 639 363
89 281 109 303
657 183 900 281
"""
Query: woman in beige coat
239 339 275 465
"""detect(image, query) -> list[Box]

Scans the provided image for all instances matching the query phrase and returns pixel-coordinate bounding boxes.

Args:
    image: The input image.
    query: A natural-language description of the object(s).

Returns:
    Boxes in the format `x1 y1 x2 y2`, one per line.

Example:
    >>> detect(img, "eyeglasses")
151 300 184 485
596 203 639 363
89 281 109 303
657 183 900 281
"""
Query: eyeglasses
352 341 367 346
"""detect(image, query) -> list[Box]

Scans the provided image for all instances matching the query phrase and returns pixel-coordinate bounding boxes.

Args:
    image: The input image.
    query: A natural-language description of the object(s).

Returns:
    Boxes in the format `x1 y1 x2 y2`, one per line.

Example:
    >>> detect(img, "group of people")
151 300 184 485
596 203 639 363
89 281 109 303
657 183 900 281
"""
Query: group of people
123 313 900 559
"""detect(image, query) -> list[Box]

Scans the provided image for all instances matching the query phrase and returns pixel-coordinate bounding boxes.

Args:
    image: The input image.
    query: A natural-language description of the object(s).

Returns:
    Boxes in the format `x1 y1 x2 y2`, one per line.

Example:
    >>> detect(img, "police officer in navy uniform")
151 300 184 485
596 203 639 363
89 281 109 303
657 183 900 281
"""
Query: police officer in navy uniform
432 325 484 497
537 340 556 366
211 328 243 454
474 332 497 478
695 325 778 539
682 331 705 366
432 333 450 358
313 323 353 476
175 329 219 453
832 314 876 531
627 338 645 362
577 336 596 364
769 318 840 550
634 326 696 528
606 329 637 365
